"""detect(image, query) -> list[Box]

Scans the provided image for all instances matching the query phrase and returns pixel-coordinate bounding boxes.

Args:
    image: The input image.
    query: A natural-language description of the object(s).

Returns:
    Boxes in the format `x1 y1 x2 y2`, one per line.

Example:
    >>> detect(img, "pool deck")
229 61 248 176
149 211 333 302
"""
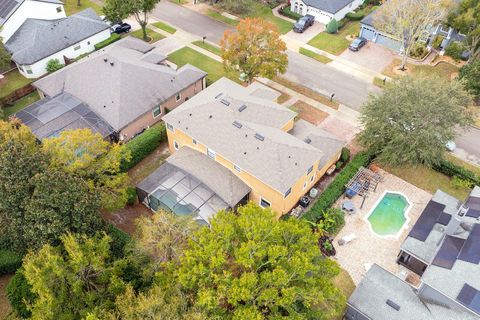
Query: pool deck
332 169 432 285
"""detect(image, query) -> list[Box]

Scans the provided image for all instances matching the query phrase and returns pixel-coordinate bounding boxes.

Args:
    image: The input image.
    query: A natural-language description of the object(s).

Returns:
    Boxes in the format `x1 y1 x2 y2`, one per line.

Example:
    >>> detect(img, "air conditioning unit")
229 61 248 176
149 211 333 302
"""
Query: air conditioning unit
457 205 469 217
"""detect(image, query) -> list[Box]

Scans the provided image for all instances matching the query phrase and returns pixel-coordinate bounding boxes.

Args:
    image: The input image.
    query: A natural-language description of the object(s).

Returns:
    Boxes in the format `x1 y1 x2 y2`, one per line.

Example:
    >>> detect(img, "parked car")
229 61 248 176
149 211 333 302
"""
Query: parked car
349 37 367 51
111 23 131 34
445 141 456 152
293 15 315 33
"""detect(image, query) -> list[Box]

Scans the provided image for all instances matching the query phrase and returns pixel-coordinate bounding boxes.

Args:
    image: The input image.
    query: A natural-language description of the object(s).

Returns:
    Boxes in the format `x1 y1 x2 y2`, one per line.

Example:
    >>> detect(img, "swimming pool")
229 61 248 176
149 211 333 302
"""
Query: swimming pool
367 192 410 237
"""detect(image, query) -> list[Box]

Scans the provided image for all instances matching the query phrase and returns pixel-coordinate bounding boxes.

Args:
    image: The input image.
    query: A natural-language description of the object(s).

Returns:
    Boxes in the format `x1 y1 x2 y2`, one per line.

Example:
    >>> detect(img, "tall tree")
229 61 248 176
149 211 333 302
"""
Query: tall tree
358 74 473 167
221 18 288 83
43 128 131 211
459 59 480 101
103 0 161 41
374 0 453 70
449 0 480 62
175 203 345 319
23 233 128 319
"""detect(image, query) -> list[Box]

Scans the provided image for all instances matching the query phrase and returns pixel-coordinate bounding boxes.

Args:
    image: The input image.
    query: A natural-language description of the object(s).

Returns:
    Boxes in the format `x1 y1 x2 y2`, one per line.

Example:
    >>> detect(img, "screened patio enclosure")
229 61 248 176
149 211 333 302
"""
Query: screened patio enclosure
137 147 250 224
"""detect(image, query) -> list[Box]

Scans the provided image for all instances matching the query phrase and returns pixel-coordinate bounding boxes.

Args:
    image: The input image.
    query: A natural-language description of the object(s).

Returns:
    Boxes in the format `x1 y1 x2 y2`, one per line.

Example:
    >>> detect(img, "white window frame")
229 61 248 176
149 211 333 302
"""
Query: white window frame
25 66 32 74
207 148 216 159
192 139 197 145
173 140 179 150
152 105 162 118
234 164 241 172
175 92 181 102
303 182 307 190
74 44 81 51
259 197 271 208
284 188 291 198
56 6 62 12
167 123 174 132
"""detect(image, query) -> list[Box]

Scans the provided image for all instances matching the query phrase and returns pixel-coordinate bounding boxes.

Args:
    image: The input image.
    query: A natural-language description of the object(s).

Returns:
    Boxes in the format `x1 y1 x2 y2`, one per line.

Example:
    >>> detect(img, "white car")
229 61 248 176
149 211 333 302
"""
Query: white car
445 141 456 152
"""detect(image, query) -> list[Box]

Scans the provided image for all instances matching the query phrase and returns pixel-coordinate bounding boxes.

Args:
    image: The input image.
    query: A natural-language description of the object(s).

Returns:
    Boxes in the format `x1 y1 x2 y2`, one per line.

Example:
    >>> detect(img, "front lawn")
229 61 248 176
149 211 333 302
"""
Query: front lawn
192 40 222 56
382 59 459 80
0 70 33 99
151 21 177 34
63 0 102 15
130 28 165 43
2 92 40 119
207 10 239 26
247 4 293 34
299 47 332 64
168 47 240 84
308 21 360 55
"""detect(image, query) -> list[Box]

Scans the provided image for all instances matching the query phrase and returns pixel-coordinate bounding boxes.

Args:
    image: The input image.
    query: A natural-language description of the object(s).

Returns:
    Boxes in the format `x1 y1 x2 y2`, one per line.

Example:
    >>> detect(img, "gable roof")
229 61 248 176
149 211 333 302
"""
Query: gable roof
33 36 207 132
0 0 63 26
5 8 109 64
163 78 343 194
302 0 354 14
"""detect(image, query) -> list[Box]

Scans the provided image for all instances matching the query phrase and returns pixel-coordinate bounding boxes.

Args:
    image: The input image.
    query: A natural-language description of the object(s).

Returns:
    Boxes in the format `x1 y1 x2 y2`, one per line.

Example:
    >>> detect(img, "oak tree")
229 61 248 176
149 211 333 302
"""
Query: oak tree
449 0 480 62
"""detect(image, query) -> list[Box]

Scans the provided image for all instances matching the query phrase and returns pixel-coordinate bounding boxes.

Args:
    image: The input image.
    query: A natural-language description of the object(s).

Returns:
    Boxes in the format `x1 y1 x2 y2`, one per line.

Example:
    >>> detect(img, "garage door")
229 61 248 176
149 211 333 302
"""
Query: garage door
360 26 376 41
376 34 402 52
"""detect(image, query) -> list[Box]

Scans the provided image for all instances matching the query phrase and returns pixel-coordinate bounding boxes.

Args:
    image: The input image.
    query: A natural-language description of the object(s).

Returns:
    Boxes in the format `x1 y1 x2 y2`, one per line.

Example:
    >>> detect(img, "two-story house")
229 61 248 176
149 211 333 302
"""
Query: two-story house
15 37 207 141
136 77 344 222
291 0 364 24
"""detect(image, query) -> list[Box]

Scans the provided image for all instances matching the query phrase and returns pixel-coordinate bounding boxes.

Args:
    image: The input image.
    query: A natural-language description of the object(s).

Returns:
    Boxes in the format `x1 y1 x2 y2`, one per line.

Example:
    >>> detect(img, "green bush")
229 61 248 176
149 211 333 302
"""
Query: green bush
459 60 480 101
319 208 345 234
0 250 23 275
326 19 339 34
94 33 121 50
126 186 137 205
279 5 302 20
340 147 351 163
335 161 344 169
120 124 167 171
409 42 428 59
445 41 467 61
106 224 131 259
346 11 365 21
46 58 64 73
7 268 36 318
302 152 373 223
451 176 474 189
431 35 444 49
432 158 480 186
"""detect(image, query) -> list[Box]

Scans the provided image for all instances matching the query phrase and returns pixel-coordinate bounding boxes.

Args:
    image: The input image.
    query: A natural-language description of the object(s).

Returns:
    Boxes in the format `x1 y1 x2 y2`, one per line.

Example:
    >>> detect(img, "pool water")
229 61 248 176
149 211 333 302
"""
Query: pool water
368 193 409 236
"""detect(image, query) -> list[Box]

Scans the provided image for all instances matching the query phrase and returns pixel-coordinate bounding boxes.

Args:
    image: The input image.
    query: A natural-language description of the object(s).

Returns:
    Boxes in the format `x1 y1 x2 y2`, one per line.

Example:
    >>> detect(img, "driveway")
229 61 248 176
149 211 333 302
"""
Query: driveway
285 22 325 44
338 41 396 73
453 126 480 166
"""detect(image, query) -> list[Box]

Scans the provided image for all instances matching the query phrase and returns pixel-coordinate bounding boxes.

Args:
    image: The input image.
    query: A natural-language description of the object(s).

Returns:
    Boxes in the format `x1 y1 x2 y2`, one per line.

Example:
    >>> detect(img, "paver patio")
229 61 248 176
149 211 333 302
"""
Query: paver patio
332 169 432 284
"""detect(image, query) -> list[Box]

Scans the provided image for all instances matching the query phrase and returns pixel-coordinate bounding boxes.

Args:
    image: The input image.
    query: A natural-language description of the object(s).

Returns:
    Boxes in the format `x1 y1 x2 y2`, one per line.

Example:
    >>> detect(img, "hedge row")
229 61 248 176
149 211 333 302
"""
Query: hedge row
120 123 167 172
279 5 302 20
94 33 121 50
0 250 23 275
433 159 480 186
302 152 373 223
346 11 365 21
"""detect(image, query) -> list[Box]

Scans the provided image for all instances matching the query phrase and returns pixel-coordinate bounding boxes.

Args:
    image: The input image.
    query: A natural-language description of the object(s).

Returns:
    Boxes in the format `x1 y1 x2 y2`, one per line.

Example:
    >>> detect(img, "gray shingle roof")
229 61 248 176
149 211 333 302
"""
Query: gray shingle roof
303 0 354 14
0 0 62 25
33 37 207 132
5 8 109 64
163 78 339 194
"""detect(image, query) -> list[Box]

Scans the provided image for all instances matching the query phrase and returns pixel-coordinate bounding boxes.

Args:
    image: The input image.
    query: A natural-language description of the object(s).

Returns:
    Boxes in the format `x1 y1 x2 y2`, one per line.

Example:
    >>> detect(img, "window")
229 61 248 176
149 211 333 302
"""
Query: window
25 66 32 74
310 173 316 184
17 65 23 71
74 44 81 51
260 197 271 208
234 164 241 172
307 165 313 175
87 41 90 45
167 123 174 131
175 92 181 102
303 182 307 190
284 188 291 198
152 105 161 118
207 148 216 159
173 140 179 150
56 6 62 12
192 139 197 145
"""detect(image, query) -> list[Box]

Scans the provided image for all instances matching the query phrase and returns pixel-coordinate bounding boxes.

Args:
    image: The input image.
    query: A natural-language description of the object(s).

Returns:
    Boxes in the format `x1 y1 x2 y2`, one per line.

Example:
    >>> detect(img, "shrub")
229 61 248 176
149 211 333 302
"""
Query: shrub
335 161 344 169
451 176 473 189
445 41 467 61
302 152 373 223
94 33 121 50
432 158 480 186
459 60 480 102
7 268 36 318
319 208 345 234
106 224 131 259
120 124 167 171
346 11 365 21
279 5 302 20
409 42 428 59
46 58 64 73
126 186 137 205
0 250 22 275
340 147 351 163
431 35 444 49
326 19 339 34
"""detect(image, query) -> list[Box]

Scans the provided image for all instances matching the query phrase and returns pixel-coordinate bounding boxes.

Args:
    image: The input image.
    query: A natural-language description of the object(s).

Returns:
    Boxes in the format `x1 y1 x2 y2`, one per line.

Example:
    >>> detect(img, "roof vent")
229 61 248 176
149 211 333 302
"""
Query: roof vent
220 99 230 106
215 93 223 99
104 58 108 62
209 115 213 119
110 62 114 66
189 113 192 116
232 121 242 129
244 151 247 155
304 138 312 144
386 299 400 311
254 133 264 141
238 105 247 112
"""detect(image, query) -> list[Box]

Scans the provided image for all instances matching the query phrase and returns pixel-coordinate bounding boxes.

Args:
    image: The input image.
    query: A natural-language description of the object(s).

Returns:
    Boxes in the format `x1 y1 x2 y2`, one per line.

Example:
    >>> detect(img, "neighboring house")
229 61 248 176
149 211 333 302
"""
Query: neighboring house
290 0 364 24
346 186 480 320
5 8 111 78
360 9 466 54
17 37 207 141
152 77 344 218
0 0 65 42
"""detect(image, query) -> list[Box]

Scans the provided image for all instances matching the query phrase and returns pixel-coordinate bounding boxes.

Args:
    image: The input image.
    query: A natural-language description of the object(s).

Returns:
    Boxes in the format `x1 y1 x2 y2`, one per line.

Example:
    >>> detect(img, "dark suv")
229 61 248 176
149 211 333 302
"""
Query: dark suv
348 37 367 51
293 15 315 33
111 22 131 34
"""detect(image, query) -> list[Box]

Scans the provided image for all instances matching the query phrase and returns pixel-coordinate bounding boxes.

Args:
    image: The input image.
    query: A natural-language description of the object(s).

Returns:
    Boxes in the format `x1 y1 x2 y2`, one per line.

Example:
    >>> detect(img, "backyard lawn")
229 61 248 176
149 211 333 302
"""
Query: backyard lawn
0 70 33 99
63 0 102 15
130 28 165 43
2 92 40 120
333 269 355 320
192 40 222 56
308 21 360 55
152 21 177 34
168 47 240 84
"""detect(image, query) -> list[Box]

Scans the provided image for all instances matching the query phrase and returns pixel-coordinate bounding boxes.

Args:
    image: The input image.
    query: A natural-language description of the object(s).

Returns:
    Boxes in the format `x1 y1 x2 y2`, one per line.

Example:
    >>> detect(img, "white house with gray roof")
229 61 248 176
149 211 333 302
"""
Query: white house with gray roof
290 0 364 24
0 0 65 42
5 8 111 78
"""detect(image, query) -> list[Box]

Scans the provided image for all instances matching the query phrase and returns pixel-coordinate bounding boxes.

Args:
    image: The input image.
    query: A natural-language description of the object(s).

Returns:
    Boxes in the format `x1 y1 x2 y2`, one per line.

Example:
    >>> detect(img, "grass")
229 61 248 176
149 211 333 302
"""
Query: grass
168 47 240 84
308 21 360 56
192 40 222 56
274 77 339 109
292 100 329 125
382 59 459 80
445 153 480 177
130 28 165 43
332 269 355 320
168 0 189 4
373 77 387 88
277 92 290 104
247 4 293 35
299 47 332 64
2 92 40 120
151 21 177 34
63 0 102 15
0 70 33 99
383 164 471 200
207 10 239 26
